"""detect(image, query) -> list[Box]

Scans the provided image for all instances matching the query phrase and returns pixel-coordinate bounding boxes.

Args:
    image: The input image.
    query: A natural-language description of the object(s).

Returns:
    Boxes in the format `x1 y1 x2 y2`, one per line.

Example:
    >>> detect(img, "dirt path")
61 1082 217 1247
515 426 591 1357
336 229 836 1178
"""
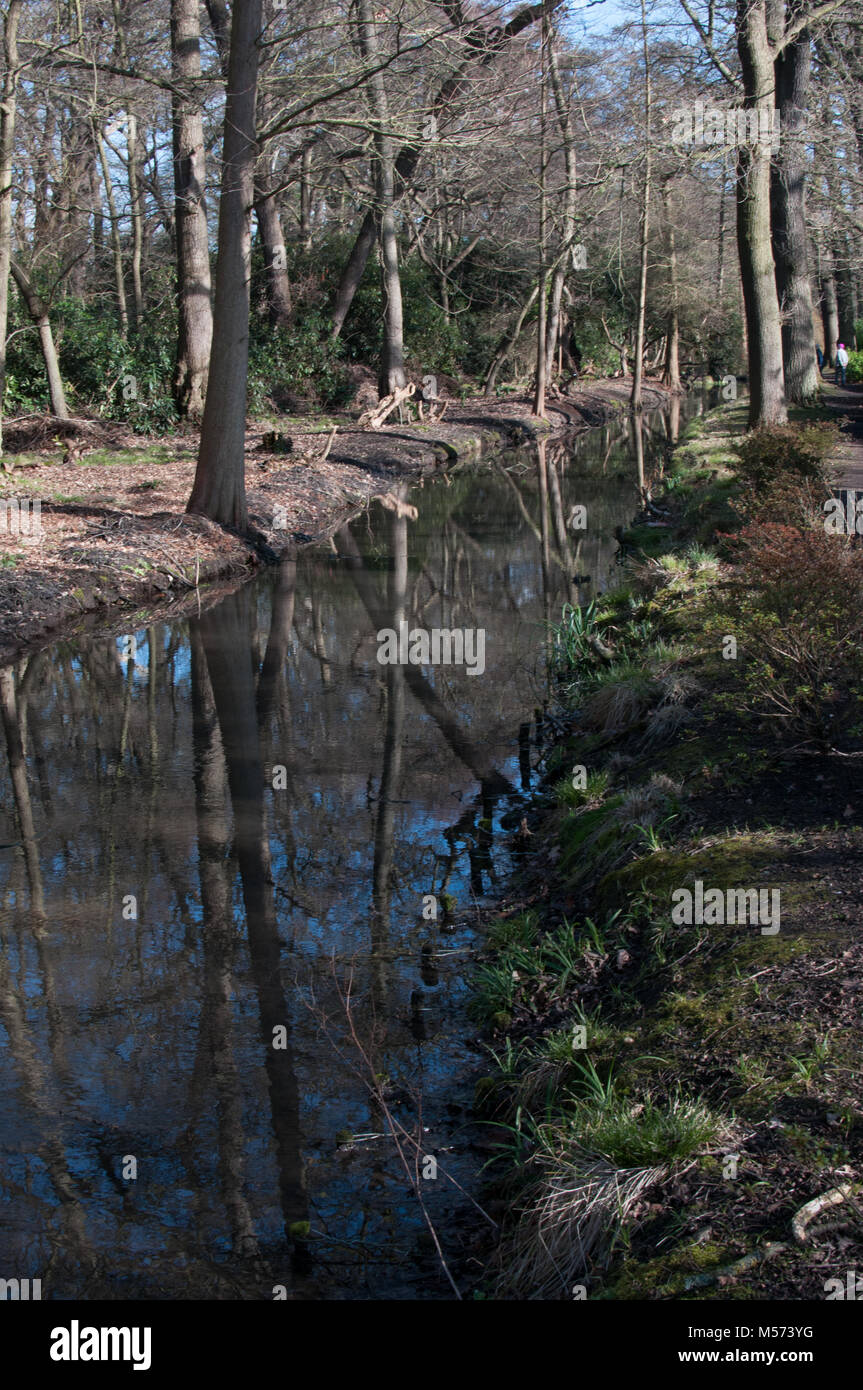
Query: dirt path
0 382 668 664
821 380 863 489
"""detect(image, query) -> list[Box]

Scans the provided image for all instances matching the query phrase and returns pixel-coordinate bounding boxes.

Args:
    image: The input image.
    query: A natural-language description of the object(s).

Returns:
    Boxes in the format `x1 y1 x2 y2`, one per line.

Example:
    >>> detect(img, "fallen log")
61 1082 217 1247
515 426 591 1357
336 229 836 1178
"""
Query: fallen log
359 381 416 430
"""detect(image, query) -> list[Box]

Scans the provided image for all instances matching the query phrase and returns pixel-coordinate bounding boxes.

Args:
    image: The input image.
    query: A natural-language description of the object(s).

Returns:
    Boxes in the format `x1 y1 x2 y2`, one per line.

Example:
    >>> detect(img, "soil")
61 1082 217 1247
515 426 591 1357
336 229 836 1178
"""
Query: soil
0 381 668 664
501 743 863 1300
823 380 863 489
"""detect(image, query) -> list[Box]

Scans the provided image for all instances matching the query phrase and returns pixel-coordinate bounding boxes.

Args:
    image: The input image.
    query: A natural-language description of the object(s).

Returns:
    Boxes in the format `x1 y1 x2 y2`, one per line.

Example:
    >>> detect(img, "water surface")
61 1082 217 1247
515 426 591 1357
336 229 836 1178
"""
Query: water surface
0 408 696 1298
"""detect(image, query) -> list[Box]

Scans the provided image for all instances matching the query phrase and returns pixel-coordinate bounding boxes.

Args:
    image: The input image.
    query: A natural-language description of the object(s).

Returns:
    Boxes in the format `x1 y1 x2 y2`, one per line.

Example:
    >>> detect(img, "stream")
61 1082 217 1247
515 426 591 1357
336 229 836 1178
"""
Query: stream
0 400 704 1299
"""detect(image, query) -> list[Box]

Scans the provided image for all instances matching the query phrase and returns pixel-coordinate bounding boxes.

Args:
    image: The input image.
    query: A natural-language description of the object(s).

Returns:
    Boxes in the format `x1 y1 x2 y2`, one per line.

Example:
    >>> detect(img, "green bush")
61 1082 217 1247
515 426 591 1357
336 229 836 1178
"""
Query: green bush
846 350 863 384
249 309 351 412
15 284 177 430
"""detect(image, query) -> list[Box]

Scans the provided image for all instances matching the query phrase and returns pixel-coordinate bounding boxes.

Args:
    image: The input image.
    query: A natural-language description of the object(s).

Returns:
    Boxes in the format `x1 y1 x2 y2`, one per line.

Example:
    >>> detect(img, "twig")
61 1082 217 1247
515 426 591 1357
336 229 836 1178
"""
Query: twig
792 1184 860 1245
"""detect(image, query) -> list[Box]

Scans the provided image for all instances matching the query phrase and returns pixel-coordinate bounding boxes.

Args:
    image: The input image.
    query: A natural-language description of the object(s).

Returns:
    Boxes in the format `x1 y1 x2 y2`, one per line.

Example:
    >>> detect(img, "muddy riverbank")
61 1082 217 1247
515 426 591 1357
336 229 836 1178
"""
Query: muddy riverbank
0 382 668 664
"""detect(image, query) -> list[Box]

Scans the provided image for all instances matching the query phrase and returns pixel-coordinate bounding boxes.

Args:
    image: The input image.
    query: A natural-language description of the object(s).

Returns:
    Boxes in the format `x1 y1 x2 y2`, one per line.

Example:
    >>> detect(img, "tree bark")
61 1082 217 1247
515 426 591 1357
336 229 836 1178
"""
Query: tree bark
111 1 144 331
187 0 263 529
661 181 681 392
819 253 839 365
735 0 787 426
9 261 69 418
94 121 129 336
0 1 21 457
356 0 406 398
533 19 548 419
544 24 577 377
631 0 652 411
834 232 857 348
254 177 292 327
171 0 213 421
770 29 818 403
299 143 313 250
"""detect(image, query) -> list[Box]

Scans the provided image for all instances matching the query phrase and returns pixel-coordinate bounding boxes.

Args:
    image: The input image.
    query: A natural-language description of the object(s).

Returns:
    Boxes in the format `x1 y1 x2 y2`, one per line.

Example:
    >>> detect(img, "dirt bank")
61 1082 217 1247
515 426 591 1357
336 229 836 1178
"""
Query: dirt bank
470 399 863 1300
0 381 668 663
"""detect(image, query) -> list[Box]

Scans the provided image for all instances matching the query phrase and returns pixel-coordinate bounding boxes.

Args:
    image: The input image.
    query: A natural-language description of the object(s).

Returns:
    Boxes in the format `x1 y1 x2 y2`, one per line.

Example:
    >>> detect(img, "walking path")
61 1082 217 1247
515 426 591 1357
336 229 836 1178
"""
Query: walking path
821 380 863 489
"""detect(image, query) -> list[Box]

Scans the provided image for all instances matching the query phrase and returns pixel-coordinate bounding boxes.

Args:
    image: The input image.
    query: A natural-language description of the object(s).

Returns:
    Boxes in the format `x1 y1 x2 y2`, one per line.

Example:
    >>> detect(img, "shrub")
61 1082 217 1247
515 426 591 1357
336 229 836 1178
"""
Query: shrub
714 522 863 744
731 421 839 527
846 350 863 384
733 422 838 491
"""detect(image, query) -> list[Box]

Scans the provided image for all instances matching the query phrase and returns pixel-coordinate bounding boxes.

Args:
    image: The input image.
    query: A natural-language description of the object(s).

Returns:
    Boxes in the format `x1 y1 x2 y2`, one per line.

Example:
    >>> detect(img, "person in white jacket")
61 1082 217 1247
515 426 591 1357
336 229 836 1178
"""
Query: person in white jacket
837 343 849 386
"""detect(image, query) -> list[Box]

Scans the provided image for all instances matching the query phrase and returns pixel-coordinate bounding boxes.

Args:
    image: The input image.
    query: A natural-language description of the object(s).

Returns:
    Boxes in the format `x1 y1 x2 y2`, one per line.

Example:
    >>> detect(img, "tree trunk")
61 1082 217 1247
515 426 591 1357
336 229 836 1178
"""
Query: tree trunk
736 0 787 426
300 143 313 250
661 182 681 392
0 1 21 457
254 180 292 327
533 20 548 419
544 24 577 377
171 0 213 421
112 1 144 331
187 0 263 530
819 256 839 365
356 0 406 398
631 0 652 411
254 88 292 329
483 285 539 394
9 261 69 418
834 233 857 348
127 113 144 329
94 122 129 336
330 208 378 338
770 30 818 403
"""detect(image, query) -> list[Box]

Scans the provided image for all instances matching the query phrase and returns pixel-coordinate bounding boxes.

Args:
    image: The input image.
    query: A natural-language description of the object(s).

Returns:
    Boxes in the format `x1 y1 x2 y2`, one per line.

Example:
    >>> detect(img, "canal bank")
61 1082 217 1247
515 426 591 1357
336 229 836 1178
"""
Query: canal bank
472 398 863 1299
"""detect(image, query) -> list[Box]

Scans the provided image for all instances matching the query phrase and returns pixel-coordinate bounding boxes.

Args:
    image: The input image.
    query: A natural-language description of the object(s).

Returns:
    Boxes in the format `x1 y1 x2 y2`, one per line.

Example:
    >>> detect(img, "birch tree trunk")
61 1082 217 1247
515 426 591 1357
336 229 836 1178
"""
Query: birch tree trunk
94 122 129 336
661 181 681 393
171 0 213 421
111 3 144 331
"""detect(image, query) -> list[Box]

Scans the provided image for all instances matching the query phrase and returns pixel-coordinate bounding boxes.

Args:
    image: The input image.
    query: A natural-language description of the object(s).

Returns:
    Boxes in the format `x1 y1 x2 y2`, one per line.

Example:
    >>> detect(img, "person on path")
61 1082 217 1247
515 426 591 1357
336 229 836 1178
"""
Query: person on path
816 344 824 376
837 343 849 387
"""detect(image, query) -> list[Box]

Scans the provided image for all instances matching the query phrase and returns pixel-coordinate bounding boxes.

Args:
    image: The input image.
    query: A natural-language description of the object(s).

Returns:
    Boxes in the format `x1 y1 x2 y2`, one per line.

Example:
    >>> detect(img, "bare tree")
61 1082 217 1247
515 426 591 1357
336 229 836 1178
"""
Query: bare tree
187 0 263 529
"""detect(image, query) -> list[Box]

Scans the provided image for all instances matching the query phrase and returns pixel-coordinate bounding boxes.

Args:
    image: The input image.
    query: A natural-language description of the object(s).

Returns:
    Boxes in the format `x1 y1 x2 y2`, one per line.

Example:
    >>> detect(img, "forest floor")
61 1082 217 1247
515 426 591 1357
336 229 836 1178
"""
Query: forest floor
469 397 863 1301
0 379 667 664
